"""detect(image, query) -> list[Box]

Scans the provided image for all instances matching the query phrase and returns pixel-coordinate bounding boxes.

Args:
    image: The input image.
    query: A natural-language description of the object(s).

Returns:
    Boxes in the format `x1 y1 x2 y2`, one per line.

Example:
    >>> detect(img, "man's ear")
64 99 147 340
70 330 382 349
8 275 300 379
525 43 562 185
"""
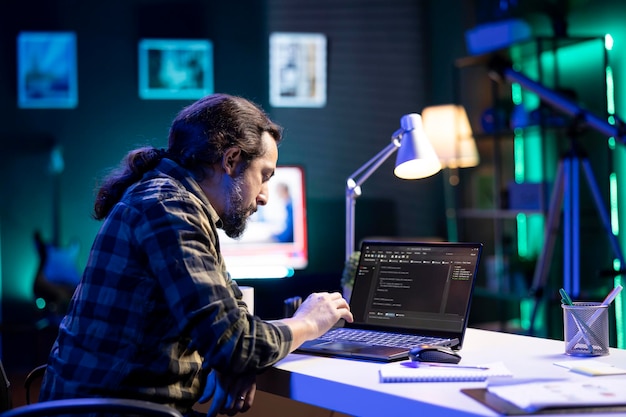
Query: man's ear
222 147 242 176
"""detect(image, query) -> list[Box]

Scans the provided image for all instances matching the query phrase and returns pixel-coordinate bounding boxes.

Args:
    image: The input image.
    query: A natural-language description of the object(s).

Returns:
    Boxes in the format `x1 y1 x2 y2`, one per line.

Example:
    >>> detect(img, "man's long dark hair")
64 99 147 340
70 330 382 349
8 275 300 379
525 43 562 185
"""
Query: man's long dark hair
93 94 283 220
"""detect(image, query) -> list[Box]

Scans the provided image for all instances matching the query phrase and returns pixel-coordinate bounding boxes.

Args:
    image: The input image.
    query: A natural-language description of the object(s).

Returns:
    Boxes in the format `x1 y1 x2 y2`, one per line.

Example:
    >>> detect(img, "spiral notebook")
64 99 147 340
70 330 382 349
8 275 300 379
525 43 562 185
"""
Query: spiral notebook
378 361 513 383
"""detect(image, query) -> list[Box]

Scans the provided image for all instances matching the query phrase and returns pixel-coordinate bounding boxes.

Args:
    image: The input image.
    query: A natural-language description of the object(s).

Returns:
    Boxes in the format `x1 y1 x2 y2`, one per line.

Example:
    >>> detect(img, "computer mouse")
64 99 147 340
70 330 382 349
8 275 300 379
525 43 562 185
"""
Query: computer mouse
409 344 462 364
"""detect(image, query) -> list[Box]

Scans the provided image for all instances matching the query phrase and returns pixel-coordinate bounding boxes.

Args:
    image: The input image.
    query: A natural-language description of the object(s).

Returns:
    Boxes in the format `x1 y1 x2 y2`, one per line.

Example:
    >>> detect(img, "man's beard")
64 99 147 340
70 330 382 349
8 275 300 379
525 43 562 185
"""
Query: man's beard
221 174 256 239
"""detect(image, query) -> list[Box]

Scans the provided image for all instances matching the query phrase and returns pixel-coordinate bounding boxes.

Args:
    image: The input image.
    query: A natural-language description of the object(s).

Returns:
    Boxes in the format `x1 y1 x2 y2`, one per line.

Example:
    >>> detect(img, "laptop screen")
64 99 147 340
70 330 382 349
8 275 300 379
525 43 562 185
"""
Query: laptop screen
350 241 482 335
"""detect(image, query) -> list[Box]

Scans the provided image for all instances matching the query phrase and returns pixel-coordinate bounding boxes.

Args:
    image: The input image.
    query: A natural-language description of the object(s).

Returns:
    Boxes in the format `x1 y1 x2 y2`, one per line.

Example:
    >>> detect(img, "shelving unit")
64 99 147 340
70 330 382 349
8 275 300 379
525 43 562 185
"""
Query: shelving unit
454 36 614 337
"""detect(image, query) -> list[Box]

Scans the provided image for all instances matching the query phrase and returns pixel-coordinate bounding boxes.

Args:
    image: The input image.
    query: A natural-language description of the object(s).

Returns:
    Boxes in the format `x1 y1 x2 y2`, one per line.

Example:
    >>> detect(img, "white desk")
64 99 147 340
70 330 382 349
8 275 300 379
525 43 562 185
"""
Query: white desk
256 328 626 416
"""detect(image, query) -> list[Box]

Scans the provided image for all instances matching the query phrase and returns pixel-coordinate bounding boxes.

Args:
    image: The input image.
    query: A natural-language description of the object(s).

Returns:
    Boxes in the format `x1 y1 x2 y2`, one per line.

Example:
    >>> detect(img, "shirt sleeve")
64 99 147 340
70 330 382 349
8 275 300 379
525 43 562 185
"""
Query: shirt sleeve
131 188 292 374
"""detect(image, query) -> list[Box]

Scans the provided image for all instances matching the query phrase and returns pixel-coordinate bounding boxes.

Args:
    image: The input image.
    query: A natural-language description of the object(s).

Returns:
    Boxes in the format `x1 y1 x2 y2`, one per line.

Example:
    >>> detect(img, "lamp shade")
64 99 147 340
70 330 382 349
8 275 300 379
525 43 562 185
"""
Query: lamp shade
394 113 442 179
422 104 479 169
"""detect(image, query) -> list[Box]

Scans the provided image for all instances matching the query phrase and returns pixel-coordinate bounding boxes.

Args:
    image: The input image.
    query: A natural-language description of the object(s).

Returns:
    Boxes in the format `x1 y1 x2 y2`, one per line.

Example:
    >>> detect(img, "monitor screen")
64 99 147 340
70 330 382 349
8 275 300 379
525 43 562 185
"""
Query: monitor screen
217 165 308 279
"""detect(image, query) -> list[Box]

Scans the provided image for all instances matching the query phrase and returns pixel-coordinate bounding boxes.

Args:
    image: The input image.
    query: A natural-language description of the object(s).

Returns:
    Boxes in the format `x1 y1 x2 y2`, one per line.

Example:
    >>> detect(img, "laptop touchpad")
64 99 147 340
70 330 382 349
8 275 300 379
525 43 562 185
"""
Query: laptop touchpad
318 341 407 356
318 341 370 352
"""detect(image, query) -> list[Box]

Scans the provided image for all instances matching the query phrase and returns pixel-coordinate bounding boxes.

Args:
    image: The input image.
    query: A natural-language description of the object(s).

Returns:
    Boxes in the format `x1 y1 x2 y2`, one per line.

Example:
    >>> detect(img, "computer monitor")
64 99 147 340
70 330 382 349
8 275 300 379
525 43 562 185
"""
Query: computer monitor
217 165 308 279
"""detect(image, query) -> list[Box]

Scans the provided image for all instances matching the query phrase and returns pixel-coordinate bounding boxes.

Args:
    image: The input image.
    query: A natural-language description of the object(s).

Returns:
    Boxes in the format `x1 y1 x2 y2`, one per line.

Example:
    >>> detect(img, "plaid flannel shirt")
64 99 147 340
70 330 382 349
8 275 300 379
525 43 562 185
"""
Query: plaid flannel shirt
39 159 292 415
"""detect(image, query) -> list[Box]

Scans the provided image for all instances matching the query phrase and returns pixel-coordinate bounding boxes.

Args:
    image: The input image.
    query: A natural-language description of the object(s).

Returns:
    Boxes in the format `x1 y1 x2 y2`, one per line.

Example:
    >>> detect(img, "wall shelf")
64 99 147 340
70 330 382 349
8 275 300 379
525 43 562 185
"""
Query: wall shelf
457 209 544 219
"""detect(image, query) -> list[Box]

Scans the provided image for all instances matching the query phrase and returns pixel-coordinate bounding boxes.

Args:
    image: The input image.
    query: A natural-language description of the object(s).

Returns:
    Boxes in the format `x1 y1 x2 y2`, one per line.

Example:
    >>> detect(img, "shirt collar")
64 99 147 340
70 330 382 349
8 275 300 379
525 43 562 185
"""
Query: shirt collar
154 158 222 227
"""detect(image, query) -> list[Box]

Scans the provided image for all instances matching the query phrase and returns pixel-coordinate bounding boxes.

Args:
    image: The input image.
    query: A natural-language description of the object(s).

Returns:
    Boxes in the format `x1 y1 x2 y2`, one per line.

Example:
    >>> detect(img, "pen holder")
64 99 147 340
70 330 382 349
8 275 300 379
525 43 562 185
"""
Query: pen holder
562 302 609 356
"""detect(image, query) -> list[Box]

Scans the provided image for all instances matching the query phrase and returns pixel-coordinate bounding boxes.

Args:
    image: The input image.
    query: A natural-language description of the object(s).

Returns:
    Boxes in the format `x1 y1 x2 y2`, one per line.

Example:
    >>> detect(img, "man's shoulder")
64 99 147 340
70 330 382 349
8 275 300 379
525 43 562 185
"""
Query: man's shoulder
126 172 195 202
121 175 213 220
134 174 185 193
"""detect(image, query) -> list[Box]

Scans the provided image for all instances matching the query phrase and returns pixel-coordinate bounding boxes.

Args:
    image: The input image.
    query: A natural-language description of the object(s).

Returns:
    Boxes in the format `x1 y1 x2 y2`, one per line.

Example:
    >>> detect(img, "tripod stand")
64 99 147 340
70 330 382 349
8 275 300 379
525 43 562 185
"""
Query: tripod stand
527 134 626 336
484 57 626 338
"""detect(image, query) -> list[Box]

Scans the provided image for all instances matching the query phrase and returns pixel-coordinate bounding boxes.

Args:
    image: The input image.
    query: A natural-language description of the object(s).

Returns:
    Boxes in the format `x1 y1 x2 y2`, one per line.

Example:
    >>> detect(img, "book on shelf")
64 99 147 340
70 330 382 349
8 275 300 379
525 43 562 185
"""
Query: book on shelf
378 361 513 383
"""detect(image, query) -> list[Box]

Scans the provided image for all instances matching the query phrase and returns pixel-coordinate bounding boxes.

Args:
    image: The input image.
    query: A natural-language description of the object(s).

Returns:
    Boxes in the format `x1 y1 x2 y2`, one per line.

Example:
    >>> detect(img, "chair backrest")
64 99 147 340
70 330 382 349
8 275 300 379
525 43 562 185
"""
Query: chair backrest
0 359 12 411
24 364 47 405
3 363 183 417
2 398 184 417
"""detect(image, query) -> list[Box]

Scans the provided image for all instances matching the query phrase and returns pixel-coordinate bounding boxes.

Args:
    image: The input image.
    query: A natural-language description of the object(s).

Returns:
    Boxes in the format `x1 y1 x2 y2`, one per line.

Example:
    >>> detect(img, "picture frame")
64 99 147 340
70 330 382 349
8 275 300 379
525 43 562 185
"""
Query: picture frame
17 31 78 109
269 32 327 108
138 39 213 100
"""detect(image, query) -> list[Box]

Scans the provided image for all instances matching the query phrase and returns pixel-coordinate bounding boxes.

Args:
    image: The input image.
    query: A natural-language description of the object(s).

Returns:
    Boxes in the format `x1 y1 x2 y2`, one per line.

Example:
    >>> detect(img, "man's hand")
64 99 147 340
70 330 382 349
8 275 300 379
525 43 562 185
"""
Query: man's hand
292 292 353 337
199 370 256 416
271 291 353 351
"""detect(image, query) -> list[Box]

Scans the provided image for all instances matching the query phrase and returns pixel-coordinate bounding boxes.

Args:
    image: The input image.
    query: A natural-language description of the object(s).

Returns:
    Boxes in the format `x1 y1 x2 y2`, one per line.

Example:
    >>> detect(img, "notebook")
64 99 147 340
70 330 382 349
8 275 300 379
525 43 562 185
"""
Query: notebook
379 361 513 383
296 240 483 362
473 379 626 413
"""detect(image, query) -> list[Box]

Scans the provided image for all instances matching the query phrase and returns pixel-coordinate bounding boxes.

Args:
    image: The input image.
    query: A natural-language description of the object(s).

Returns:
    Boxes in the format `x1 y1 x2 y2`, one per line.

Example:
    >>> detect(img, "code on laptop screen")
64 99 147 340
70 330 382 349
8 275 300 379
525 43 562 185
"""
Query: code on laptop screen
350 242 481 333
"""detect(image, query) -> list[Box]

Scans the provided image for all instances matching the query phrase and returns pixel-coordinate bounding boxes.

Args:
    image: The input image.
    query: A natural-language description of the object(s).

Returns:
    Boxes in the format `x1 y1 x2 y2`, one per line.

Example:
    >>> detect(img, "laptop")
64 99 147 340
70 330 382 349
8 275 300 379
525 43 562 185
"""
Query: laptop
296 240 483 362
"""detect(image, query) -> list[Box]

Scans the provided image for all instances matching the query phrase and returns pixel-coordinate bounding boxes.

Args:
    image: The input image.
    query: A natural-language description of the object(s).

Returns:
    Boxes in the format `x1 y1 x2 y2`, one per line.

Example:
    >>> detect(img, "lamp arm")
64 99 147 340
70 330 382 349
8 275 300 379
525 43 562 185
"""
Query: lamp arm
347 134 402 187
345 137 401 261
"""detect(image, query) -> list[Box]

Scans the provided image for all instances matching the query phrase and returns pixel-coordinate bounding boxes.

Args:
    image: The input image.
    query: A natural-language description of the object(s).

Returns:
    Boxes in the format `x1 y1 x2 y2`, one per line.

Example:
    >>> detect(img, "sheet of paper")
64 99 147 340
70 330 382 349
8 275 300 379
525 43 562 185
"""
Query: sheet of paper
487 379 626 412
554 360 626 376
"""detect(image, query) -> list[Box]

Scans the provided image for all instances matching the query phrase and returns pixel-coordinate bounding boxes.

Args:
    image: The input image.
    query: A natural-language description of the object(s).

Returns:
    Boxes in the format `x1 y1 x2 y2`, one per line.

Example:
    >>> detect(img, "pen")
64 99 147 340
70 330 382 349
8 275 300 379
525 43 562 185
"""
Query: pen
560 288 595 354
600 284 623 307
419 363 489 370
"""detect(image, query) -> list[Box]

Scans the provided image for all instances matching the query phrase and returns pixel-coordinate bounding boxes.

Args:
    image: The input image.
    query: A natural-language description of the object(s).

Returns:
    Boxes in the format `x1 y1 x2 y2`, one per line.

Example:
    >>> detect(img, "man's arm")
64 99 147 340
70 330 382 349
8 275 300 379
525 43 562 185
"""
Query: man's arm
270 291 353 352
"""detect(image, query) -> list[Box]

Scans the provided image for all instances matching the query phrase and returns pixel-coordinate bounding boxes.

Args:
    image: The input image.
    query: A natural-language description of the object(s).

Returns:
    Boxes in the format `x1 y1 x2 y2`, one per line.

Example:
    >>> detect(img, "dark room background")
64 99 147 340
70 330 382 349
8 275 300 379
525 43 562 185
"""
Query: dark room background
4 0 626 370
0 0 471 361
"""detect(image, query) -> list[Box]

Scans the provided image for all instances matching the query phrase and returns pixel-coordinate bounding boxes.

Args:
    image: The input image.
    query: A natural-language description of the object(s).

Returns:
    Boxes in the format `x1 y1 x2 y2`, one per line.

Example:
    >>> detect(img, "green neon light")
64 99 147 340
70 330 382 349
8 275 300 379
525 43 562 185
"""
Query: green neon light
610 173 619 235
514 129 525 182
614 275 626 349
516 213 528 258
605 34 614 51
608 136 616 149
511 83 522 105
519 298 533 331
607 66 615 115
604 34 624 348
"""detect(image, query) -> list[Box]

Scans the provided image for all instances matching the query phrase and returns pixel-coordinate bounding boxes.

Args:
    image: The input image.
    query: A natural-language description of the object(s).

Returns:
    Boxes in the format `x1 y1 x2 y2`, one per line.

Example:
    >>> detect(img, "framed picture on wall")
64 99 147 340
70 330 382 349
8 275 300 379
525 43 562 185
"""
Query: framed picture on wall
138 39 213 100
269 32 327 108
17 31 78 109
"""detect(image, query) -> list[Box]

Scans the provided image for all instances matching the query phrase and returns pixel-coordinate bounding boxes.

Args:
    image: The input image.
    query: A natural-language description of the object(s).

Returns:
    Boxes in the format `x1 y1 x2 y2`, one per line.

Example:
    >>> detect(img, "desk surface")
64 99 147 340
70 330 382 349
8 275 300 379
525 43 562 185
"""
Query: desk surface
257 328 626 416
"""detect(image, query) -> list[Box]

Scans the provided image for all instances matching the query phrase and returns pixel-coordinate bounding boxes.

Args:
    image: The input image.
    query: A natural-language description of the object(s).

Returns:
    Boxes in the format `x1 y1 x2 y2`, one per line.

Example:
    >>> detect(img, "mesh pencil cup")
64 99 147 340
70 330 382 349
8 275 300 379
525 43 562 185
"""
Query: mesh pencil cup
562 302 609 356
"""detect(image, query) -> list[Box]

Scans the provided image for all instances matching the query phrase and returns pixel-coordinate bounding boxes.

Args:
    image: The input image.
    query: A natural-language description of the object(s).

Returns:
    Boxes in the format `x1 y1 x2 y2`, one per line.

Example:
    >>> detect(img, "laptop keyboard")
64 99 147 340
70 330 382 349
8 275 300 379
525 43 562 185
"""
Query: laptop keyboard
320 328 448 348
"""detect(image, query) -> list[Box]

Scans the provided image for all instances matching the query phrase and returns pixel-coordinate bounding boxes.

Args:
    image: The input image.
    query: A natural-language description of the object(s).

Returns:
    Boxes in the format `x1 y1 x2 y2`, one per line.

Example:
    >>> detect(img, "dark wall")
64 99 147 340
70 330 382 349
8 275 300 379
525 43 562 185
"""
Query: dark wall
250 0 476 317
0 0 464 333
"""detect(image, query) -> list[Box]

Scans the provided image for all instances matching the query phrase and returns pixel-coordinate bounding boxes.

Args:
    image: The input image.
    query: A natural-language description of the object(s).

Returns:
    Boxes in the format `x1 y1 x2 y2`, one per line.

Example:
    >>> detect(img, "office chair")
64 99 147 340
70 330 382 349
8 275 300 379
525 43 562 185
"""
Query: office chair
1 362 183 417
0 360 11 411
2 398 184 417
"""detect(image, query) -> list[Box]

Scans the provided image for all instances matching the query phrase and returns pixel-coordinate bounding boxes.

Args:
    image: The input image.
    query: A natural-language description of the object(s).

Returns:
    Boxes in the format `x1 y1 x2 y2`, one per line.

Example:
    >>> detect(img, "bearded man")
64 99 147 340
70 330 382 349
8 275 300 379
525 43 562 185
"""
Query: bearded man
39 93 353 417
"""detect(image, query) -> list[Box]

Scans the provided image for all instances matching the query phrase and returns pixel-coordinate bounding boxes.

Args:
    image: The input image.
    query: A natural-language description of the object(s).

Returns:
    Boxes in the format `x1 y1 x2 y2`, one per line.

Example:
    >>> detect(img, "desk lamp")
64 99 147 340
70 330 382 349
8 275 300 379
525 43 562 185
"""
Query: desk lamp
345 113 441 261
422 104 478 172
422 104 479 241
